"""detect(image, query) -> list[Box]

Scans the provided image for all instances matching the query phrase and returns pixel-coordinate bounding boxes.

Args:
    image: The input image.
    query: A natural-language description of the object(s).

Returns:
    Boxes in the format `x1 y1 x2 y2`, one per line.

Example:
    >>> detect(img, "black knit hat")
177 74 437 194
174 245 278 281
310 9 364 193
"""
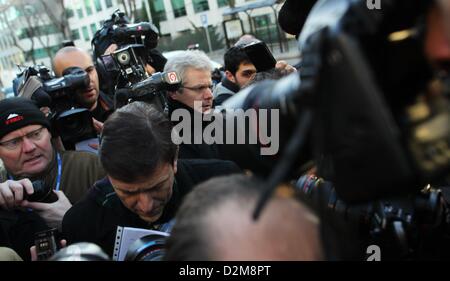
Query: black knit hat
0 97 51 140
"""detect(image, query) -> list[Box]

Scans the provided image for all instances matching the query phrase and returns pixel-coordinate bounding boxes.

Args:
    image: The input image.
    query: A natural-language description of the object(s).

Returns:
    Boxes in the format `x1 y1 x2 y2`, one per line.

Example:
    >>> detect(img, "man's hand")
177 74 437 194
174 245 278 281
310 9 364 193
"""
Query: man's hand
104 43 118 55
275 60 297 75
0 179 34 210
21 191 72 230
92 118 104 134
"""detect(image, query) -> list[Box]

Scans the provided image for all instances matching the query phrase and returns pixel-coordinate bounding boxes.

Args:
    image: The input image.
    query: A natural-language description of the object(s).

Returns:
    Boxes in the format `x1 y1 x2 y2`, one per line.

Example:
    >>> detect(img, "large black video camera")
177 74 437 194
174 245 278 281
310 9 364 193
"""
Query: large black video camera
93 10 174 112
107 9 158 49
223 0 450 259
14 65 97 150
113 70 181 111
15 65 89 106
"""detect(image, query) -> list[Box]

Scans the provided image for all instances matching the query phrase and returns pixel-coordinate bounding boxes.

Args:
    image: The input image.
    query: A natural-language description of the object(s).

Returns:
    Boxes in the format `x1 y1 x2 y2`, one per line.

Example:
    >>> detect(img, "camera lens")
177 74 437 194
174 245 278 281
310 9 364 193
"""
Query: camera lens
124 234 167 261
117 51 130 65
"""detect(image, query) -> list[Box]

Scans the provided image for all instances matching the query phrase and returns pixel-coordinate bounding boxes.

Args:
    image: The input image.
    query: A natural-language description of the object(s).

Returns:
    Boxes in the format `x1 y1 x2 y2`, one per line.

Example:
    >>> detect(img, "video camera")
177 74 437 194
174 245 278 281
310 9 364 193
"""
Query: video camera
113 71 181 110
15 65 89 104
108 9 159 49
93 10 174 112
222 0 450 259
14 65 97 150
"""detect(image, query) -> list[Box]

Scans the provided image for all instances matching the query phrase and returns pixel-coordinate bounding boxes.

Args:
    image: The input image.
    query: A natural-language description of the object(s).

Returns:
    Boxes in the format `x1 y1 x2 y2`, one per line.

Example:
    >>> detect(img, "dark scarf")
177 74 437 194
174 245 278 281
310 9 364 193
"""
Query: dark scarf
221 76 240 93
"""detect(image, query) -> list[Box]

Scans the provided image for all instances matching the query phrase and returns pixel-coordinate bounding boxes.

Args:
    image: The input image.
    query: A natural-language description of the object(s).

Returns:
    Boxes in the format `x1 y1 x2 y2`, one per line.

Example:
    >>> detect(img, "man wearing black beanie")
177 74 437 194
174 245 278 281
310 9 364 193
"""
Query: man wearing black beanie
0 98 105 260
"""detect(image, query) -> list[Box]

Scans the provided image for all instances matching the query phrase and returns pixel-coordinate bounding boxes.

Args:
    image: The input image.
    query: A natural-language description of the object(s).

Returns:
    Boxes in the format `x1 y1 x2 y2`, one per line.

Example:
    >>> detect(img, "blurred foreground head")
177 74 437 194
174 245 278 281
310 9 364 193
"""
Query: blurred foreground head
165 175 324 261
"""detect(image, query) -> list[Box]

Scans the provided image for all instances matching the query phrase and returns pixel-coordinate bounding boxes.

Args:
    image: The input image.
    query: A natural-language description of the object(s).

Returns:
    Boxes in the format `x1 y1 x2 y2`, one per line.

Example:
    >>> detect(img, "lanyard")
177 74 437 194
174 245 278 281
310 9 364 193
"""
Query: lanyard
55 152 62 191
8 152 62 191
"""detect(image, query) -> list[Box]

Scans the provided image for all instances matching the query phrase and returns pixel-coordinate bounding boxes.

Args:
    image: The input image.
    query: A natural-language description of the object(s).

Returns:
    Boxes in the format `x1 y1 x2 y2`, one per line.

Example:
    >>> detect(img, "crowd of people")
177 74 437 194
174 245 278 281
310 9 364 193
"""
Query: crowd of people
0 0 449 261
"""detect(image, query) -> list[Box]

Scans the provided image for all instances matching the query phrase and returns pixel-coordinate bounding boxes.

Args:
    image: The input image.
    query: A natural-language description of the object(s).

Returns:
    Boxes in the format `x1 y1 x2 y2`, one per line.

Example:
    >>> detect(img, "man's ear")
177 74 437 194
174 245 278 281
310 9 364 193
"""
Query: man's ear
225 70 236 83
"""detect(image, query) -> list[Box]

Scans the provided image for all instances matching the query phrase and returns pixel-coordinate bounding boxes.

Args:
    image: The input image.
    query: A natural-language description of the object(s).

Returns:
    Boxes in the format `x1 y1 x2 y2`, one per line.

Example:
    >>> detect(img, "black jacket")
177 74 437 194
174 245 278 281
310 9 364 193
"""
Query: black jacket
91 91 114 123
169 99 222 159
62 159 241 257
213 77 240 107
168 99 273 175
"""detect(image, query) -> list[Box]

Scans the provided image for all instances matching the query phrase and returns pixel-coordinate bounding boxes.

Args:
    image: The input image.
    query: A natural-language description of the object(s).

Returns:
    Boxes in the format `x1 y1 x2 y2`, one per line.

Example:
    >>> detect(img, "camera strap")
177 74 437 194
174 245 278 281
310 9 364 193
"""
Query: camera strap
7 152 62 191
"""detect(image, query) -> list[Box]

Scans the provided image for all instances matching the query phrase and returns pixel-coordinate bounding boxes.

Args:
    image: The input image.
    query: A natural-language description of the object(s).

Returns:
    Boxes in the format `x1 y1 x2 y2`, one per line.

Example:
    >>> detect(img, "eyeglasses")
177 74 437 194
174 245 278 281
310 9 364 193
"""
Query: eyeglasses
0 127 46 150
181 84 214 93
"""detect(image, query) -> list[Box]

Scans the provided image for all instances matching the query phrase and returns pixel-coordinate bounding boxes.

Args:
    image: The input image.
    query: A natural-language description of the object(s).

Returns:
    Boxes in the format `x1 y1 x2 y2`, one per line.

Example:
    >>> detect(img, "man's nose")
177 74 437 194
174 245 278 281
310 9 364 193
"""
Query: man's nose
137 193 154 214
22 137 36 153
203 88 213 100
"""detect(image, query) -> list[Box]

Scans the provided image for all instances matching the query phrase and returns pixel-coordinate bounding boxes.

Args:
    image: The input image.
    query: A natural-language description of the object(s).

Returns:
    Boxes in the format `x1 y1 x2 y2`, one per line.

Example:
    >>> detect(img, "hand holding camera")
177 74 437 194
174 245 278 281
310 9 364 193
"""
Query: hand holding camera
22 190 72 230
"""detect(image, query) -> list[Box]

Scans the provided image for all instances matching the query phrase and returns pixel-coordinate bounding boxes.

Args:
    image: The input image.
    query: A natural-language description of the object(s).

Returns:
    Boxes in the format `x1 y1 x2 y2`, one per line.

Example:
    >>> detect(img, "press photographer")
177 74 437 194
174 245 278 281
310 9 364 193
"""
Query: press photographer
53 46 113 124
222 0 450 259
0 98 105 260
15 57 104 151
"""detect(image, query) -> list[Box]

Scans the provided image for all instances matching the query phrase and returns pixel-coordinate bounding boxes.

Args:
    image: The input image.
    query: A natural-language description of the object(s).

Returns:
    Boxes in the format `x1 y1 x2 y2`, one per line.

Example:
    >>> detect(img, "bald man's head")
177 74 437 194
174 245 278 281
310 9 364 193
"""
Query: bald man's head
165 175 324 261
52 47 99 110
209 194 323 261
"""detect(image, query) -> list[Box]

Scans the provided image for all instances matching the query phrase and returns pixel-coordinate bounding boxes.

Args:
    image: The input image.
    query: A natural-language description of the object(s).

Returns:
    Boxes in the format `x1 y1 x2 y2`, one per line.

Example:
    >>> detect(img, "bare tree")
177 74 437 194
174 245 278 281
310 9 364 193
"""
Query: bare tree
20 1 59 60
120 0 139 22
0 1 37 64
38 0 71 40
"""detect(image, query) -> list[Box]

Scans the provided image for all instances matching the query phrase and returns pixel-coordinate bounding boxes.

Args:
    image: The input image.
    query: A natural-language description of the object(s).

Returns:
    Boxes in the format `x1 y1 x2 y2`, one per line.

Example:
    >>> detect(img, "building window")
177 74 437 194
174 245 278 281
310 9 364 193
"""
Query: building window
77 8 84 18
90 23 97 35
85 0 93 16
150 0 167 22
71 29 81 40
217 0 228 7
67 8 75 18
94 0 102 12
105 0 113 8
193 0 209 13
171 0 186 18
82 26 90 41
25 46 60 60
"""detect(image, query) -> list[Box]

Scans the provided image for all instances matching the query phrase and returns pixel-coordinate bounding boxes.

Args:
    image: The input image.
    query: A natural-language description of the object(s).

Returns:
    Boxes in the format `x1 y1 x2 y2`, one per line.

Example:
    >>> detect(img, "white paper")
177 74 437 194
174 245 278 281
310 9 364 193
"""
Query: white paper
75 138 99 154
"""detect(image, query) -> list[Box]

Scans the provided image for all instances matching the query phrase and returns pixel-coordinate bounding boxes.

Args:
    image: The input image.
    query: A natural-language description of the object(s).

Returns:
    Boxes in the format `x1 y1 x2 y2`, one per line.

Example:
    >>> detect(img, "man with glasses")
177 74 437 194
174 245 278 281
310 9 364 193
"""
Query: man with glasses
164 50 218 159
0 98 105 260
165 50 214 114
62 102 240 257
